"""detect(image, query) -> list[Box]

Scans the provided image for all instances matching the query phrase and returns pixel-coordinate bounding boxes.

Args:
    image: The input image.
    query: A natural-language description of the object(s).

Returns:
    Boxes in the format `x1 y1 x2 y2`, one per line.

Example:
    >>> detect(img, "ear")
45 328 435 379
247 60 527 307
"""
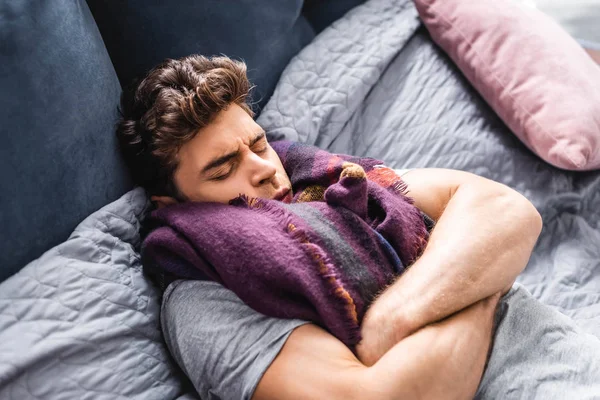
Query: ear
151 195 178 209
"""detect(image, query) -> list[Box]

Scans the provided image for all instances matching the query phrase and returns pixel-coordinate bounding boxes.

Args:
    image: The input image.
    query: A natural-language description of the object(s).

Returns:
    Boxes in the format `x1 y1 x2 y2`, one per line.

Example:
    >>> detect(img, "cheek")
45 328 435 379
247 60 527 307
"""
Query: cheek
215 176 257 203
275 159 289 181
268 149 285 170
173 168 197 198
191 183 241 204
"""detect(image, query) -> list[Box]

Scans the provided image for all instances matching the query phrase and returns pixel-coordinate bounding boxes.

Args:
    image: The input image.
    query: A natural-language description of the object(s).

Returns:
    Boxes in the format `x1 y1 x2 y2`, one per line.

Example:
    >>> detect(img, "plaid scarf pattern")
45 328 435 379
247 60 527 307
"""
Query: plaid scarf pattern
142 140 431 346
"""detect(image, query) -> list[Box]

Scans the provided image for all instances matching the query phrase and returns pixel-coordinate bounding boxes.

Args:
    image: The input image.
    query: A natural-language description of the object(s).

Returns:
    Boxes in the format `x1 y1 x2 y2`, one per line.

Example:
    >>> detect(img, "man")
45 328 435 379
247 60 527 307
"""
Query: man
117 55 599 399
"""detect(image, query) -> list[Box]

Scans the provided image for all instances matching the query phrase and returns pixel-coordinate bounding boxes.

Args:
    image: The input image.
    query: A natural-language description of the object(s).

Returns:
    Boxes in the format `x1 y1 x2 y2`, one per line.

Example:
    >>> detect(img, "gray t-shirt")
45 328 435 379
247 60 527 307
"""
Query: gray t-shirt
161 280 308 400
162 281 600 400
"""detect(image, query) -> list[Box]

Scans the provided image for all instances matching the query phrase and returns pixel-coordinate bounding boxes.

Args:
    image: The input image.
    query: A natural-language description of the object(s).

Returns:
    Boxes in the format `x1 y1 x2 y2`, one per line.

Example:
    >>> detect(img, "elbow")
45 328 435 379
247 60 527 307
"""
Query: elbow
525 200 543 239
504 189 543 242
460 179 543 248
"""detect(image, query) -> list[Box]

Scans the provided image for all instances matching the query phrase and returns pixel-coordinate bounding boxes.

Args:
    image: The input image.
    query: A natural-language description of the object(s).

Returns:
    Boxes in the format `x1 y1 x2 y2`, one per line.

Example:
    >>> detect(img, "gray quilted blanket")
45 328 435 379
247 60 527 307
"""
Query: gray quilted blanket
258 0 600 338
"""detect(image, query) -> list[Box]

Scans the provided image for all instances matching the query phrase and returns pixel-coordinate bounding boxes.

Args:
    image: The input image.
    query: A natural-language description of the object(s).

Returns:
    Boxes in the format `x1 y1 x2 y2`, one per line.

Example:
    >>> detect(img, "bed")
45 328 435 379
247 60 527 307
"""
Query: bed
1 0 598 398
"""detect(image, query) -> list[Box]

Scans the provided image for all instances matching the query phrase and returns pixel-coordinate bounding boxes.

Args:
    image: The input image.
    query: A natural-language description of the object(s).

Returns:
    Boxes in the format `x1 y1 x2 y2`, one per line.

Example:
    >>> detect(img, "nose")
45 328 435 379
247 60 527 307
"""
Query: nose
248 152 277 187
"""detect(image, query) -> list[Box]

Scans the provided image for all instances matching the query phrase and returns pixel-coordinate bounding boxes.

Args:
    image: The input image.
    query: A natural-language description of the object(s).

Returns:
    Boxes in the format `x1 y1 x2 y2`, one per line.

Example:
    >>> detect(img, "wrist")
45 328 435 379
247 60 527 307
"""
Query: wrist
388 303 420 342
368 291 422 342
357 299 416 366
373 268 433 335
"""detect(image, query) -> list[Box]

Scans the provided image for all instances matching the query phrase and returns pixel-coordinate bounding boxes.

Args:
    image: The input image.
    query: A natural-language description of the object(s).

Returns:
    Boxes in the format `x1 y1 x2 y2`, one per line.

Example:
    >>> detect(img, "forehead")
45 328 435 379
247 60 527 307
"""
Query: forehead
200 104 259 149
178 104 260 163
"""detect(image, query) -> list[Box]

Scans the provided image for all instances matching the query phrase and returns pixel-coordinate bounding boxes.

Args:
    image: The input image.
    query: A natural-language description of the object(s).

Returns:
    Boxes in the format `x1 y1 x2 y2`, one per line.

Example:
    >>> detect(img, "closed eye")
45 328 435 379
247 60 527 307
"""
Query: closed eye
254 145 268 154
212 173 230 181
211 164 236 181
252 136 268 154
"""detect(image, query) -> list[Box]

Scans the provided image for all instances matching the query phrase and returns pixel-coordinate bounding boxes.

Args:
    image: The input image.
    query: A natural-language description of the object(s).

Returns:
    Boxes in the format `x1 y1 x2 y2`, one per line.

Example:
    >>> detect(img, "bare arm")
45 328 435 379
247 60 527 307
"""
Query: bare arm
357 168 542 365
364 293 500 399
253 293 500 400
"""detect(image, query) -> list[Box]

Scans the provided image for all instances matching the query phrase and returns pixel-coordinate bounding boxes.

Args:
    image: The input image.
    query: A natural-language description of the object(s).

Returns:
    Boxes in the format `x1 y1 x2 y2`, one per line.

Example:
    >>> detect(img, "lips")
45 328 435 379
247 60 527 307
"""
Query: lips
281 191 293 204
274 188 293 203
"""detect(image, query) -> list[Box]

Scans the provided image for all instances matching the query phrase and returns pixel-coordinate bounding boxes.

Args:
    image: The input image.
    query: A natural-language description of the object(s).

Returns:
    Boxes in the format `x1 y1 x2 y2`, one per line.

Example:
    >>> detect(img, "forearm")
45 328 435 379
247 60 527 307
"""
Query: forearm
362 294 500 400
374 178 541 336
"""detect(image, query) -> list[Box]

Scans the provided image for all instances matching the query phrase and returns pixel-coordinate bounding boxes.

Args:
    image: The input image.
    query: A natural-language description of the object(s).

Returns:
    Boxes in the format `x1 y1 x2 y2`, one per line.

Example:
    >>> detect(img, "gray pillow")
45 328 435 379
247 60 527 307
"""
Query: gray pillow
0 188 193 400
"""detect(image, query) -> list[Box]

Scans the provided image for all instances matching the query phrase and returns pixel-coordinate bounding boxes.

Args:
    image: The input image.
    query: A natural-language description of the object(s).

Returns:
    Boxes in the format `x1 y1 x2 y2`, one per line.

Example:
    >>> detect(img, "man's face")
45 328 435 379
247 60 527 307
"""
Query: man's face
152 104 292 207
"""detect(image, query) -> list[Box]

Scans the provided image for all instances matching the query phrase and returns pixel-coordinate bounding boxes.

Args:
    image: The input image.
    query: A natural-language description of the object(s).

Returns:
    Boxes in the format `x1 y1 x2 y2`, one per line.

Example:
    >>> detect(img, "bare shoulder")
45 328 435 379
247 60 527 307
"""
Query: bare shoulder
400 168 482 221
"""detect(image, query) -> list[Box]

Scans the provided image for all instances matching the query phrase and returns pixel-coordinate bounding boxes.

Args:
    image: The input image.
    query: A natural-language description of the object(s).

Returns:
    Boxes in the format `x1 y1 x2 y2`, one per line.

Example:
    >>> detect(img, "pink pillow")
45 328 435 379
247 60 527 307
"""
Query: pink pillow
414 0 600 170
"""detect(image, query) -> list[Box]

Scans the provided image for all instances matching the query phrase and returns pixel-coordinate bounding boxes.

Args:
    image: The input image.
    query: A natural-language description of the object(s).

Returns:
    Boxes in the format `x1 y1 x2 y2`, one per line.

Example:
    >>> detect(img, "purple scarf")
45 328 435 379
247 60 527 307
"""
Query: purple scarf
142 141 430 347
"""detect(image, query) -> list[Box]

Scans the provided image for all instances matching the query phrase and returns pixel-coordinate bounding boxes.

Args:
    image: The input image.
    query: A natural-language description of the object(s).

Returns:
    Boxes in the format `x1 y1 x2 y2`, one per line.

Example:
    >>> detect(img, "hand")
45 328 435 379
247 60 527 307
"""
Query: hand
355 306 415 367
356 292 502 367
465 291 502 317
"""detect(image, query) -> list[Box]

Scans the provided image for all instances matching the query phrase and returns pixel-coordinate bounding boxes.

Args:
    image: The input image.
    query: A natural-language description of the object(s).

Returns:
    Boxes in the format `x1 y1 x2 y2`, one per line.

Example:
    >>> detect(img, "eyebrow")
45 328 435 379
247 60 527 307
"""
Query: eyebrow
201 131 266 175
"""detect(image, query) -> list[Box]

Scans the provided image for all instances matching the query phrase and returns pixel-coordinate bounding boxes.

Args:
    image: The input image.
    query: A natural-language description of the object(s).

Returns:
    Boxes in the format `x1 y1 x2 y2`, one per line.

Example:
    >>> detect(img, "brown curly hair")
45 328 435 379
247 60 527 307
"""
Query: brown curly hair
116 55 254 199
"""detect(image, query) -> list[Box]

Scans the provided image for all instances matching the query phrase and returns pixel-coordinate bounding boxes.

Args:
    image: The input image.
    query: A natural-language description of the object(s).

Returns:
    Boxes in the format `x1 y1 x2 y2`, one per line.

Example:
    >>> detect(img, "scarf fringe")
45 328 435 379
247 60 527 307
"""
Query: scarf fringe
369 166 413 203
287 222 362 346
233 195 362 346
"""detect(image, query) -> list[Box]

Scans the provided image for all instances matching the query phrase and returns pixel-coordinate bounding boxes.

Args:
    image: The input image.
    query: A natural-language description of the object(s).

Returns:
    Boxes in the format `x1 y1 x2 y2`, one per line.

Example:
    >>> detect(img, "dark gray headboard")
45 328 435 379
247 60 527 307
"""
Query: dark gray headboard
0 1 131 282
